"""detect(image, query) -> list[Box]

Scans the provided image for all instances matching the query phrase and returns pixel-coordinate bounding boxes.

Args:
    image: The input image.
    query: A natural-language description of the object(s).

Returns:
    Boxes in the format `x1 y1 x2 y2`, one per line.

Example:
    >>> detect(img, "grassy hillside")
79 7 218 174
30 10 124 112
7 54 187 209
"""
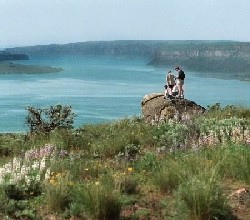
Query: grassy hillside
0 104 249 219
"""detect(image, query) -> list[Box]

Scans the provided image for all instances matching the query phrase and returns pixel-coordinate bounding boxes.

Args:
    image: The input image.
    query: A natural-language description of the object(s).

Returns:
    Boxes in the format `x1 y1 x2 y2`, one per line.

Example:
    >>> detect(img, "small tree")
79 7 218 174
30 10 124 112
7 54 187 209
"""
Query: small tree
25 104 76 133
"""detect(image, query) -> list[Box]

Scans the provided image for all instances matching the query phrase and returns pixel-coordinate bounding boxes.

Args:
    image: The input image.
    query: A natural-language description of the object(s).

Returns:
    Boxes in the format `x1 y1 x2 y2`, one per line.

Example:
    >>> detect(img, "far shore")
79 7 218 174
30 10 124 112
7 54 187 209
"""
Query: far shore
0 61 63 74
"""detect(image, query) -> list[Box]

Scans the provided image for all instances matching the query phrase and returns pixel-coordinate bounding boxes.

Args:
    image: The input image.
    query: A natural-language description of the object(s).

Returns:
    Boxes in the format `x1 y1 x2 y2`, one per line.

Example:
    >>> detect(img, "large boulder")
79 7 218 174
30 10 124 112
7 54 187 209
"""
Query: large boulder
141 93 206 123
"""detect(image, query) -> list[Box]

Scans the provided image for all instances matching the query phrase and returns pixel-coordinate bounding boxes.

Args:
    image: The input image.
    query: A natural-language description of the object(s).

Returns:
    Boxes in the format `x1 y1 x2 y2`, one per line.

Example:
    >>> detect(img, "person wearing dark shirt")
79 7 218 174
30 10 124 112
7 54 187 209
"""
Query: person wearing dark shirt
175 66 185 98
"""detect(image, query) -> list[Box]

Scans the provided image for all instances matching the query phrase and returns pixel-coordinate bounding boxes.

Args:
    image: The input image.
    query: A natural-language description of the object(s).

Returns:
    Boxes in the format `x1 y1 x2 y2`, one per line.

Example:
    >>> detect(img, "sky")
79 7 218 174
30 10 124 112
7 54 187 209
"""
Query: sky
1 0 250 48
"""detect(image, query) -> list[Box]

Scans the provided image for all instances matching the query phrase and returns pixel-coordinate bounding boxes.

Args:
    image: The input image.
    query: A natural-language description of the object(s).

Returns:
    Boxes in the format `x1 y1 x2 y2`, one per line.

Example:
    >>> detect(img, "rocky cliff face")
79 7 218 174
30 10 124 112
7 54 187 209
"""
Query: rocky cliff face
152 44 250 60
149 42 250 73
141 93 206 123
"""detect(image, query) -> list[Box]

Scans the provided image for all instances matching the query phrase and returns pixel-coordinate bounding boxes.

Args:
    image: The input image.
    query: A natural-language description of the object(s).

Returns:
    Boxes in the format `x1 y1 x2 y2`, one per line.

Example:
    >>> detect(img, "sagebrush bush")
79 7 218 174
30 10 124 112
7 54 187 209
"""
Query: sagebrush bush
152 122 189 150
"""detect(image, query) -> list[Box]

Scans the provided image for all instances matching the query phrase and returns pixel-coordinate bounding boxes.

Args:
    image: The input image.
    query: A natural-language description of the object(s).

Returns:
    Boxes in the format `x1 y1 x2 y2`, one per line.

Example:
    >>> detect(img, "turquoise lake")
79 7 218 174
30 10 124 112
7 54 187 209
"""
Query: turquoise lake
0 55 250 133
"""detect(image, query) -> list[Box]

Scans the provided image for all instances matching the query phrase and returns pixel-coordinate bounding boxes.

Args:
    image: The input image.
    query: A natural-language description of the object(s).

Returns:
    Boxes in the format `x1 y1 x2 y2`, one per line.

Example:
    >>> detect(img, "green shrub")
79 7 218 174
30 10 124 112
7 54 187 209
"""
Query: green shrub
153 157 183 193
0 199 39 220
14 208 37 220
178 151 215 177
152 122 188 149
218 144 250 183
44 176 72 212
135 152 160 173
130 208 150 220
0 133 27 157
1 105 250 219
0 186 8 216
121 175 139 195
25 104 76 133
48 128 77 150
206 103 250 119
70 175 121 219
3 180 42 201
175 168 233 220
45 185 71 213
77 117 153 158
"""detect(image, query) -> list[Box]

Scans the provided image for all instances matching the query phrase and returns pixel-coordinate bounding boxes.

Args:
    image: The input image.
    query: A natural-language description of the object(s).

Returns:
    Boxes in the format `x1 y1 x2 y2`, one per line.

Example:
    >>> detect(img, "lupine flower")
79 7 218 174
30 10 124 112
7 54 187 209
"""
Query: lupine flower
25 144 56 160
0 155 49 186
32 161 40 170
40 157 46 171
45 168 51 181
0 143 71 194
58 149 68 157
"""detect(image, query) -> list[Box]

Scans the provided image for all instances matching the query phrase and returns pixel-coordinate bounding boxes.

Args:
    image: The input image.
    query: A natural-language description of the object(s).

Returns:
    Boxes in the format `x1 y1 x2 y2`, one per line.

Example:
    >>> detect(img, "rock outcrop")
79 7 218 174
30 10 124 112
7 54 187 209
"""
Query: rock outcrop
141 93 206 123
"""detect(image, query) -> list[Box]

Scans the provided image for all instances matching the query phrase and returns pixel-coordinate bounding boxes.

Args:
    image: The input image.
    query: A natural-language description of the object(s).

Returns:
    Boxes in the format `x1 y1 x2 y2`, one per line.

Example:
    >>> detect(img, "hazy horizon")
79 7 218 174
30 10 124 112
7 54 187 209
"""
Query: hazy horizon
1 0 250 48
1 39 243 50
8 39 249 50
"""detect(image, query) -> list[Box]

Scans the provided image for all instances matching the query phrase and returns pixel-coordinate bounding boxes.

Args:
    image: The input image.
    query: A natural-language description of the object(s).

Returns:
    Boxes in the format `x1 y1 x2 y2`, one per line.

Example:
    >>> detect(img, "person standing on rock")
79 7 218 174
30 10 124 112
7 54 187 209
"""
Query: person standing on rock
166 70 175 95
175 66 185 98
164 70 175 99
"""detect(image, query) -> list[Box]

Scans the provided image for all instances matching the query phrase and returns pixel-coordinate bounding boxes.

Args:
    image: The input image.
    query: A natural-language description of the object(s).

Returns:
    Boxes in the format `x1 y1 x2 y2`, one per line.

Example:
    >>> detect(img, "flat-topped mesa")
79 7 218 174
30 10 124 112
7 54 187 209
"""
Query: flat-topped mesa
141 93 206 123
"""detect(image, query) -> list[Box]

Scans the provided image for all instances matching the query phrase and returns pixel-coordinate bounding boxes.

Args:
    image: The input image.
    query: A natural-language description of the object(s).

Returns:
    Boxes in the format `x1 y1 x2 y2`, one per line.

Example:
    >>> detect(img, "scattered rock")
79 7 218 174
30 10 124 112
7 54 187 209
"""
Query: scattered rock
229 188 250 205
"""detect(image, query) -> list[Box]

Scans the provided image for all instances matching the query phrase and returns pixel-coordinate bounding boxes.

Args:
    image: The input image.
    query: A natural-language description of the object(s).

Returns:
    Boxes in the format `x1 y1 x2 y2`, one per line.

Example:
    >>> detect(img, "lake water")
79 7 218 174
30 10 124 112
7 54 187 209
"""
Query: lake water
1 55 250 133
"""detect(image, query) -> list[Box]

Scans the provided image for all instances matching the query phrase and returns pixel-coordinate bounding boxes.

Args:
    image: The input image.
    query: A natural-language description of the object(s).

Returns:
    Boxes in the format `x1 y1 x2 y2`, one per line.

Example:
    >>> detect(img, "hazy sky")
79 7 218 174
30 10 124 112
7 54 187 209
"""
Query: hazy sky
1 0 250 48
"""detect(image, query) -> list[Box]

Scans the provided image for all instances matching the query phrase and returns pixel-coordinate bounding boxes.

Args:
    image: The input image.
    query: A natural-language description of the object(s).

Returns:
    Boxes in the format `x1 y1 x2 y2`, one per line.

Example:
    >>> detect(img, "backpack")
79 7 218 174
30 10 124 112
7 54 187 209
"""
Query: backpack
179 70 185 80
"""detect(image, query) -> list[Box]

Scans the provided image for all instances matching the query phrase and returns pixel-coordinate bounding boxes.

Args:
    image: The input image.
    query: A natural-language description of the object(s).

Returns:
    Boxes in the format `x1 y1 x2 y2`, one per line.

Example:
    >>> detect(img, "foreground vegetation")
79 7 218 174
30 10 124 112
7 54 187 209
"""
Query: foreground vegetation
0 104 250 219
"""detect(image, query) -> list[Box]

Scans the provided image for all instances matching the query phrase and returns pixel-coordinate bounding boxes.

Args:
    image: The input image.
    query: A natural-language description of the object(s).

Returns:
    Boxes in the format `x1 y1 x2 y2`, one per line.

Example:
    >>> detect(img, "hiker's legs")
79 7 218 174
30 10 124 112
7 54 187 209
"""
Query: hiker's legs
178 80 184 97
177 82 181 97
179 84 183 96
168 85 173 95
164 85 168 97
164 89 167 97
181 81 184 97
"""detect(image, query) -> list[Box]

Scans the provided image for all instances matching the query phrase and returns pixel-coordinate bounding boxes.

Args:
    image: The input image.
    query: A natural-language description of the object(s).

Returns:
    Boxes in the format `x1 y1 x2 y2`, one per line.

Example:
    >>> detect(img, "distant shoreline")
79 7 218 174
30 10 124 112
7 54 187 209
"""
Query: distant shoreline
5 40 250 81
0 61 63 74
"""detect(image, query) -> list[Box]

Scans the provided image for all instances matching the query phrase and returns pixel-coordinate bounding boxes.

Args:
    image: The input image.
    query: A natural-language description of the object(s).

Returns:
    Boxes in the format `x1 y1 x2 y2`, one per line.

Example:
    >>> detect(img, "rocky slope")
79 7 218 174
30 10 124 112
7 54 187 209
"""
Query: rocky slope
149 42 250 74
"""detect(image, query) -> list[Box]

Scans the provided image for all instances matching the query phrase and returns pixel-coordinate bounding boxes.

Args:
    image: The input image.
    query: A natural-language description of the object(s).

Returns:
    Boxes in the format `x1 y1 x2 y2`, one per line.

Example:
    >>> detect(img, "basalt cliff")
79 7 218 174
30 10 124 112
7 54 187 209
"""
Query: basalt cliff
148 41 250 75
